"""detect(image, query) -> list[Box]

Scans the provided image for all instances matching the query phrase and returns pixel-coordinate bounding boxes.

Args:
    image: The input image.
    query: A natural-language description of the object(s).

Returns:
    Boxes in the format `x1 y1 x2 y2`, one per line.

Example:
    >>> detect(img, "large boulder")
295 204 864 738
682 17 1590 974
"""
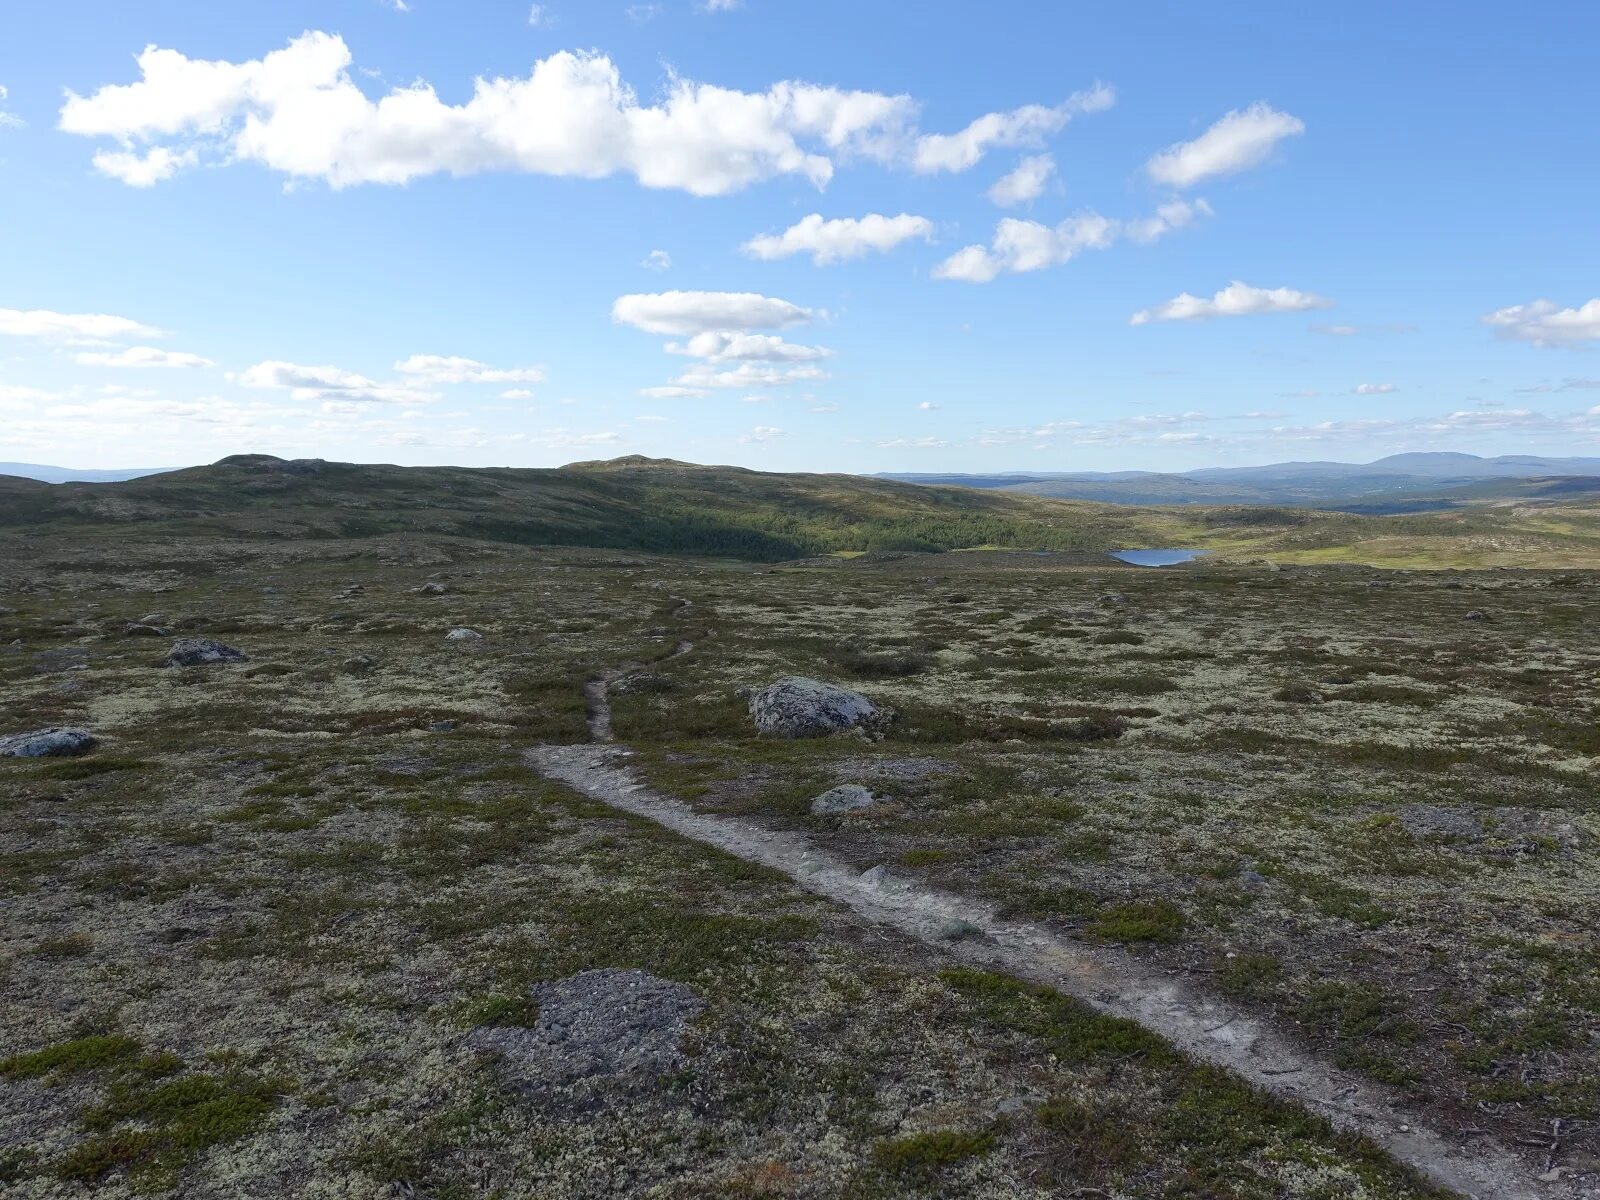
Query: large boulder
1 728 97 758
163 638 247 667
745 676 879 739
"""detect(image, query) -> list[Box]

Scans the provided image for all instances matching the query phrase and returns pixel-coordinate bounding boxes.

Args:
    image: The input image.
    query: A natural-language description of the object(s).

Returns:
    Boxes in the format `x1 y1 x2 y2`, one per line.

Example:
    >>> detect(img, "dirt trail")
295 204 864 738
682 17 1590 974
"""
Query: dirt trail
529 645 1584 1200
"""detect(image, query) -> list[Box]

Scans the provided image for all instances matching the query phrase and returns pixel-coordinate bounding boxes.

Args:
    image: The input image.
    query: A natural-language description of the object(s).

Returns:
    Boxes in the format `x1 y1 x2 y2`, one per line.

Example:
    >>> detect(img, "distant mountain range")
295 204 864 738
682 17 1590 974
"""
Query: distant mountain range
0 462 173 484
880 453 1600 512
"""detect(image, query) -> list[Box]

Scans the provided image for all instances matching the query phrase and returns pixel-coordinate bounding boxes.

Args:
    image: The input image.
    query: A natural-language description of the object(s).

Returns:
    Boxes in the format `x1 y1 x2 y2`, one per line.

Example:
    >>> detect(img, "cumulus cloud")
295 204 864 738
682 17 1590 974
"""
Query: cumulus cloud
936 197 1210 283
738 424 785 443
1145 102 1304 188
1483 298 1600 348
0 84 22 129
1353 383 1397 395
59 32 1108 195
986 153 1054 206
612 290 812 336
665 331 831 363
394 354 545 384
0 307 162 342
741 212 932 265
74 345 213 368
673 363 828 390
1130 281 1331 324
239 360 437 405
912 84 1113 173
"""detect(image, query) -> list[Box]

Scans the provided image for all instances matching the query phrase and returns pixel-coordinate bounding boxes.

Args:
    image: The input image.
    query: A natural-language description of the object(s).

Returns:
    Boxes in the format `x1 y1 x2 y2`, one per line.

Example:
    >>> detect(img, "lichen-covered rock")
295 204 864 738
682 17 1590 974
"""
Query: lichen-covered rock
163 638 247 667
125 622 171 637
810 784 879 816
745 676 878 739
445 627 482 642
469 968 703 1091
1 728 97 758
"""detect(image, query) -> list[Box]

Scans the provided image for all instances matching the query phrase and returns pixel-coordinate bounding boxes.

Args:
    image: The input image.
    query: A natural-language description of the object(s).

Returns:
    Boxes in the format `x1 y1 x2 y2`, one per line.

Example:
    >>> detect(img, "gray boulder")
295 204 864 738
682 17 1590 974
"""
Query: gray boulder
745 676 878 739
445 627 483 642
810 784 880 816
163 638 247 667
125 623 171 638
1 728 97 758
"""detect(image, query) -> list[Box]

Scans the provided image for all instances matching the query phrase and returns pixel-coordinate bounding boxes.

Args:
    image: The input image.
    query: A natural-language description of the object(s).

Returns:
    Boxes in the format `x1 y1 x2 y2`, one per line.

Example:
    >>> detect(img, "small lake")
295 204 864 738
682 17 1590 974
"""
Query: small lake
1109 548 1210 567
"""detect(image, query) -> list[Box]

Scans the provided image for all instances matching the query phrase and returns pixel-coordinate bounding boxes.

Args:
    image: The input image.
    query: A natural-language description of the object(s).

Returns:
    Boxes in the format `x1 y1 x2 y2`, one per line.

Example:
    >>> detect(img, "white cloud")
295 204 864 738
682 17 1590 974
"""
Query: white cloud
639 385 709 399
60 35 915 195
1483 299 1600 349
500 388 536 400
527 4 551 25
612 290 812 336
0 307 162 342
1130 281 1331 324
741 212 932 265
917 401 939 410
739 424 785 443
0 84 21 129
912 85 1113 173
74 345 213 368
700 0 741 9
239 360 437 405
673 363 828 390
665 332 831 363
394 354 545 384
986 153 1054 206
61 34 1117 194
1145 102 1304 188
1313 324 1360 336
1124 197 1213 244
91 145 199 186
933 212 1117 282
877 436 949 449
936 197 1208 283
642 249 671 271
1354 383 1398 395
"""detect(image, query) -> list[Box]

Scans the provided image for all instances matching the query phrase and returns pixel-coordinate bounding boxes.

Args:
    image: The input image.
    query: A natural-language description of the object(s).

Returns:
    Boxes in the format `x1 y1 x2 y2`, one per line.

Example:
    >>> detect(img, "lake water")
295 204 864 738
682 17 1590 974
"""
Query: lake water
1109 548 1210 567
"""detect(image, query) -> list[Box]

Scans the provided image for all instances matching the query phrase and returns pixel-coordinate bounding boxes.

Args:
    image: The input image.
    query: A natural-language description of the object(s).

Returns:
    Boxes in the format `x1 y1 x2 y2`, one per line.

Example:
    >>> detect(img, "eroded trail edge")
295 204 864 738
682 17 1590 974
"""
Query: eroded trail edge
530 664 1575 1200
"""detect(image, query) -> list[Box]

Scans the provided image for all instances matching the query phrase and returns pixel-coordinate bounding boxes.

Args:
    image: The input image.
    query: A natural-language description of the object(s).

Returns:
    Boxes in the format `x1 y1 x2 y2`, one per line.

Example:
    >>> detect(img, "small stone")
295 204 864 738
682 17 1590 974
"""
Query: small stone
860 864 891 888
411 582 449 595
810 784 879 816
1 728 97 758
1464 610 1488 622
445 627 483 642
163 638 247 667
429 719 459 733
124 623 171 638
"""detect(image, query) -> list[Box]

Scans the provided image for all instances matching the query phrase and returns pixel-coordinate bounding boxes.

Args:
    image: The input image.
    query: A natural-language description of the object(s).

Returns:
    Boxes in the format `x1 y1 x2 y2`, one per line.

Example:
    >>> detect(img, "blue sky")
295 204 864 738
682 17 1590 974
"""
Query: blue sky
1 0 1597 472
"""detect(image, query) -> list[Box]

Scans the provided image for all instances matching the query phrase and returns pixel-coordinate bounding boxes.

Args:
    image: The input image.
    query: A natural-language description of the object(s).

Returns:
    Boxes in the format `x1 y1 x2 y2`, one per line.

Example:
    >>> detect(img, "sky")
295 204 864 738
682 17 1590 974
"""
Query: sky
1 0 1598 473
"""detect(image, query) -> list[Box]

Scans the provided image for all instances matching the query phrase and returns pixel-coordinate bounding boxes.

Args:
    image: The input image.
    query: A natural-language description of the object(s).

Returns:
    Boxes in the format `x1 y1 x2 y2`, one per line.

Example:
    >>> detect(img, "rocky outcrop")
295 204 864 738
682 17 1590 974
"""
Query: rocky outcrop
163 638 247 667
809 784 880 816
0 728 97 758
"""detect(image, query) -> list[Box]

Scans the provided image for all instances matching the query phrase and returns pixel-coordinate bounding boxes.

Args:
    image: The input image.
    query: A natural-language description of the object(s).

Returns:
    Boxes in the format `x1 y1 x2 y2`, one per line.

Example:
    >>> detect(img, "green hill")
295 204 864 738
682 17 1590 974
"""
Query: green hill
8 454 1600 568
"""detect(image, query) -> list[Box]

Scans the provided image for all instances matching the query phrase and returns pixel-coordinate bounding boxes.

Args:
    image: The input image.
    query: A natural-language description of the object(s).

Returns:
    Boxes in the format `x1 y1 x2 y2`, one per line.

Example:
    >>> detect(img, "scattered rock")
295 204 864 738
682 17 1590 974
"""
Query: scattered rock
744 676 879 739
1464 610 1489 622
124 623 171 638
32 648 88 675
469 968 704 1091
1 728 97 758
163 638 247 667
429 719 459 733
343 655 376 672
1398 804 1484 842
1097 592 1128 606
810 784 880 816
411 582 449 595
445 628 483 642
860 864 892 888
